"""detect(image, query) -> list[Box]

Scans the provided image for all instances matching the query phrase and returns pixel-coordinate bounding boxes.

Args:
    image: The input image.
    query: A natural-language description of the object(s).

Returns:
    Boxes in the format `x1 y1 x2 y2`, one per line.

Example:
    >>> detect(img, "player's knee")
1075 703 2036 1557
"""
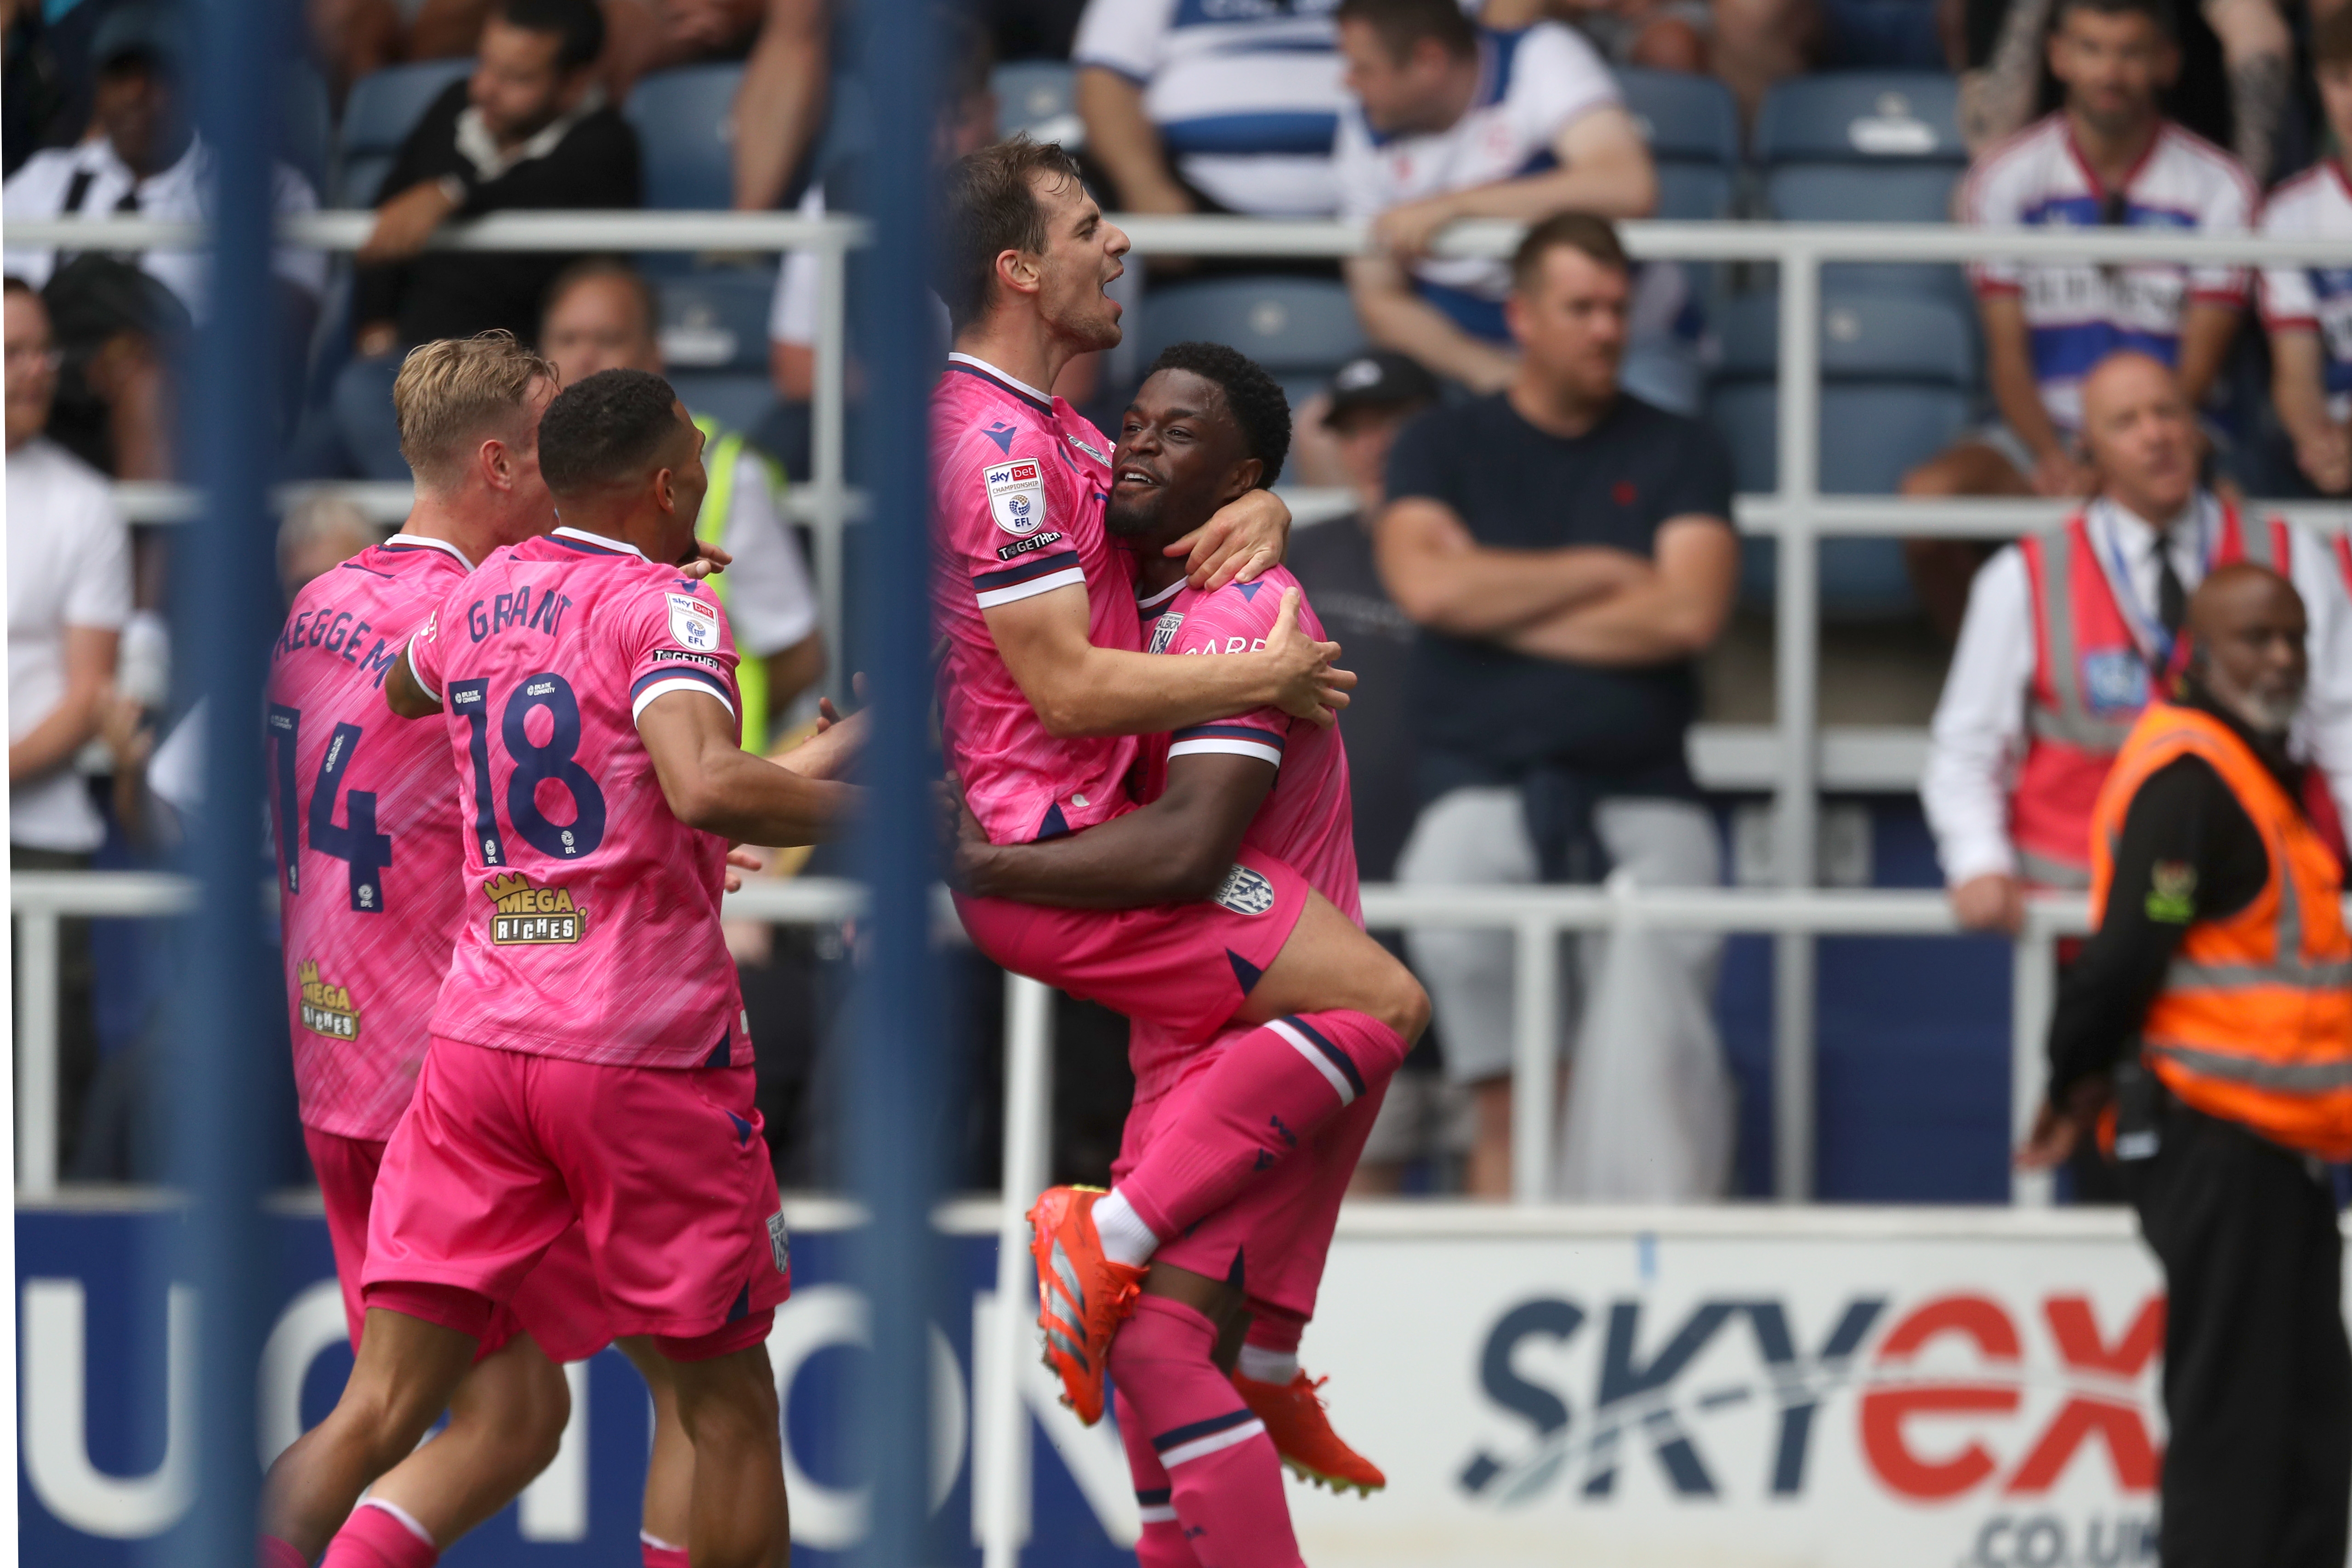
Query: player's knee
675 1354 782 1453
330 1381 445 1472
1373 970 1431 1046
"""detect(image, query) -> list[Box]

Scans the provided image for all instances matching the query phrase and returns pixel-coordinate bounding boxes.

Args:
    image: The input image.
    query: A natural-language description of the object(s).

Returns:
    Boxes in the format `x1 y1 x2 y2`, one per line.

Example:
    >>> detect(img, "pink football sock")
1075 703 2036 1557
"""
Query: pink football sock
319 1499 437 1568
1119 1010 1407 1241
1108 1295 1303 1568
259 1536 311 1568
640 1534 692 1568
1116 1388 1202 1568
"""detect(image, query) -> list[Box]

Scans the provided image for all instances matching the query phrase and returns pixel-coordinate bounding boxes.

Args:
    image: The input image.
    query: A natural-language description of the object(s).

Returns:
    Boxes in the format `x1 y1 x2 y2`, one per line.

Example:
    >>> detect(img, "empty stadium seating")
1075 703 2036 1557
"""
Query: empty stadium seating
1757 71 1968 299
1709 291 1977 617
624 63 745 214
1138 277 1369 416
1616 68 1741 222
994 61 1084 148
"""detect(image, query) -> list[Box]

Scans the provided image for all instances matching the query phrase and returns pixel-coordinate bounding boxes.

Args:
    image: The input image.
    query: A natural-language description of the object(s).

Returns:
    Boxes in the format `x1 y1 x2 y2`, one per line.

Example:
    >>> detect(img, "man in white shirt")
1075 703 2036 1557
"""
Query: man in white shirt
1923 350 2352 933
1074 0 1348 219
1331 0 1662 396
2257 2 2352 499
543 260 825 748
5 277 133 1172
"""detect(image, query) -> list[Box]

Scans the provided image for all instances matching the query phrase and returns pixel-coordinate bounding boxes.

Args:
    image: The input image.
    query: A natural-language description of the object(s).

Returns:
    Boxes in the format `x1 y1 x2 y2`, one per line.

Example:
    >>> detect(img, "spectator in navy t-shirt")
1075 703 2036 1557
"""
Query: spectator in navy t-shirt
1375 212 1739 1203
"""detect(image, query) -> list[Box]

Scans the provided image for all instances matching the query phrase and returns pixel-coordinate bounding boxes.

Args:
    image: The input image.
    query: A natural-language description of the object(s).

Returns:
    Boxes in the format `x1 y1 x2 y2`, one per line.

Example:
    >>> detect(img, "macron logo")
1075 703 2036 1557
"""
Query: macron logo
984 420 1017 454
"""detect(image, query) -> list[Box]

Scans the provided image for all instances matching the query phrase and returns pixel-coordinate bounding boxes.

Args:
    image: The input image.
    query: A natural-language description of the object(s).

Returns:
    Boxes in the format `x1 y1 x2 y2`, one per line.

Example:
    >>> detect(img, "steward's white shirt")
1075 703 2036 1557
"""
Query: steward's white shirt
6 437 132 853
1922 492 2352 885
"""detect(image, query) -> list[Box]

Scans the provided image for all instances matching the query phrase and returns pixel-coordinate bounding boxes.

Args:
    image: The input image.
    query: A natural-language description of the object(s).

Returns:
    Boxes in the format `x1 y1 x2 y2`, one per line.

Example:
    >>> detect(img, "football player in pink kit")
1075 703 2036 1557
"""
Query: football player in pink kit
930 142 1428 1471
955 346 1392 1568
265 335 724 1568
260 369 862 1568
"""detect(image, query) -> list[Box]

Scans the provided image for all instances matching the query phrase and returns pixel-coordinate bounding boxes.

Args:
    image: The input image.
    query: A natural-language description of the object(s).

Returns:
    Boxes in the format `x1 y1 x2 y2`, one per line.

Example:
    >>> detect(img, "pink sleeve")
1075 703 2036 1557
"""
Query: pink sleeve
1165 584 1292 769
405 601 447 699
947 432 1088 610
619 579 742 727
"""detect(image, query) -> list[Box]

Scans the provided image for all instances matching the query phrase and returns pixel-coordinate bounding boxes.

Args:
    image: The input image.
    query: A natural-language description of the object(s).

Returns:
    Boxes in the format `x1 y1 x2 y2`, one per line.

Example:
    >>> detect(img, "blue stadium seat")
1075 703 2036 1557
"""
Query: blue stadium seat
1758 72 1967 298
335 59 473 207
626 63 746 212
1615 67 1739 221
995 61 1083 148
1708 290 1977 619
659 269 779 375
1138 277 1369 415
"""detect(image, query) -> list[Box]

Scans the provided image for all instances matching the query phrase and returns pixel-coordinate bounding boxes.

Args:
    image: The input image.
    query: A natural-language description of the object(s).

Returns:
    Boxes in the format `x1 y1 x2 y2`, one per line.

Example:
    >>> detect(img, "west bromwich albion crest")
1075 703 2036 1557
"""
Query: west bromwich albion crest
985 460 1046 536
668 592 721 652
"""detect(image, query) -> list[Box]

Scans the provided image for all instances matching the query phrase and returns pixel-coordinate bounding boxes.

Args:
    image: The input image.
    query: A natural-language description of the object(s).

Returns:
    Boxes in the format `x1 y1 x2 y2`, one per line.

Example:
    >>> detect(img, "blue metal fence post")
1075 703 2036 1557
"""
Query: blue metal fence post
848 0 944 1561
174 0 286 1560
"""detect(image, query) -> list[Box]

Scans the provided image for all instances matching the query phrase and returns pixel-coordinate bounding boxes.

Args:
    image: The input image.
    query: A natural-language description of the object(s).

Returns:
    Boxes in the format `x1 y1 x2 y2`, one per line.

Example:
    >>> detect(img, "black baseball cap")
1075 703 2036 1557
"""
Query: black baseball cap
1321 351 1439 426
92 0 190 72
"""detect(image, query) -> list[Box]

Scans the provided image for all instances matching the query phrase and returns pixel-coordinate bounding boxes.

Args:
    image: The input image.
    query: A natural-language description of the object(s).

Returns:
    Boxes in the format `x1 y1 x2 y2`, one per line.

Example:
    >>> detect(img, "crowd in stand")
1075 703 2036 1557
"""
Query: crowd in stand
5 0 2350 1199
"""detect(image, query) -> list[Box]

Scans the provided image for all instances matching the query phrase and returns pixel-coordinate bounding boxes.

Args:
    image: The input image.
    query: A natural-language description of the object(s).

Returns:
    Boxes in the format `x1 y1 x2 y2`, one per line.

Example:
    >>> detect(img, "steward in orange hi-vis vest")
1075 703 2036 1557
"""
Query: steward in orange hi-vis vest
2014 503 2295 888
2088 701 2352 1157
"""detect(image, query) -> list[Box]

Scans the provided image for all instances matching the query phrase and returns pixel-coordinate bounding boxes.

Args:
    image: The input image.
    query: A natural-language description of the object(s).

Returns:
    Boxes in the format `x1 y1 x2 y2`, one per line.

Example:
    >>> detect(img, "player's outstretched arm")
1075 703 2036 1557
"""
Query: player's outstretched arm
770 703 867 782
953 752 1275 908
985 585 1352 739
383 645 444 719
638 689 860 848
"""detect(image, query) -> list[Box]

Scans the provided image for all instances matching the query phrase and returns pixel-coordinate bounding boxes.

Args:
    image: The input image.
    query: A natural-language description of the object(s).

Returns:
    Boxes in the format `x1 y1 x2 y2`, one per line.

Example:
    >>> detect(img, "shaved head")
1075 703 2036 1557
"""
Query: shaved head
2079 351 2199 524
2188 562 2308 734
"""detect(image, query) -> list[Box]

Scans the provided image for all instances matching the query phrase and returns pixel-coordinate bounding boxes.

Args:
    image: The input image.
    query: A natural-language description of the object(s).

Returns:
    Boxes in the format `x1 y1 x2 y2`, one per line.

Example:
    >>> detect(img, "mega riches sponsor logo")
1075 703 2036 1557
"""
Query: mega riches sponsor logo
483 872 585 945
1462 1287 2160 1560
295 960 360 1040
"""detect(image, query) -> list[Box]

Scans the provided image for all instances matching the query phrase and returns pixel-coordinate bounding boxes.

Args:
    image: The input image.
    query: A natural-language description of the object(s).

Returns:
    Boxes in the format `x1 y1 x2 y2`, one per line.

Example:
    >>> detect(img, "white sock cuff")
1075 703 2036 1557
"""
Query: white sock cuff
358 1497 436 1548
1092 1188 1159 1268
641 1530 687 1552
1236 1345 1299 1385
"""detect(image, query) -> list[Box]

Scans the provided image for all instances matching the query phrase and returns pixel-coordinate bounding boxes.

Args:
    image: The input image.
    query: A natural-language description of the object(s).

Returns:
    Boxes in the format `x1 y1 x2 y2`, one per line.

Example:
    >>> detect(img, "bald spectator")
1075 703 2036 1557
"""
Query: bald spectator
1924 351 2352 936
278 497 381 603
541 258 823 747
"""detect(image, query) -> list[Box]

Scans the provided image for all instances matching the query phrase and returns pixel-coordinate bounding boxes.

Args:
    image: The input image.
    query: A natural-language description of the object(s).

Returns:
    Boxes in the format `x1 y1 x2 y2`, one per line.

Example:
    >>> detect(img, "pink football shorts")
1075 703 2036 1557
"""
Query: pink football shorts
1110 1039 1386 1323
307 1126 613 1364
954 844 1311 1044
361 1038 791 1359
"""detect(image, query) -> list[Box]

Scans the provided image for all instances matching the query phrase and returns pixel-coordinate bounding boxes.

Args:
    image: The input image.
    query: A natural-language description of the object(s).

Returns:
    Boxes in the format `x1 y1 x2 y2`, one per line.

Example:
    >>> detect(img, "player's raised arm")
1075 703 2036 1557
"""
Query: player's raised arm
987 584 1351 738
638 687 859 847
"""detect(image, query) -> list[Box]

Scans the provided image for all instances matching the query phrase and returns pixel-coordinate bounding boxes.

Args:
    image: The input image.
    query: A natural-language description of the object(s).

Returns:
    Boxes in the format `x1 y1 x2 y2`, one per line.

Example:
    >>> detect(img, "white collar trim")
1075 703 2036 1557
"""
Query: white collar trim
385 532 476 569
552 524 647 560
948 352 1054 406
1136 579 1184 609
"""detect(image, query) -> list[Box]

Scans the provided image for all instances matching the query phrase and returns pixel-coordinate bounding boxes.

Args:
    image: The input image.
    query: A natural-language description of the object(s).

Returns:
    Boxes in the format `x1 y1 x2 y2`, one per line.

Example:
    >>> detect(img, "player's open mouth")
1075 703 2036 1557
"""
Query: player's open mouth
1114 463 1159 489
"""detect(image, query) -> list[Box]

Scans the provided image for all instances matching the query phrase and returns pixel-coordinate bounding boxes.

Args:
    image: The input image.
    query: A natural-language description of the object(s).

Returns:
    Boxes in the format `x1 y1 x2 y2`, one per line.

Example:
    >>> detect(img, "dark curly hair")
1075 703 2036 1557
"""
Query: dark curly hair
1145 341 1291 488
538 368 684 495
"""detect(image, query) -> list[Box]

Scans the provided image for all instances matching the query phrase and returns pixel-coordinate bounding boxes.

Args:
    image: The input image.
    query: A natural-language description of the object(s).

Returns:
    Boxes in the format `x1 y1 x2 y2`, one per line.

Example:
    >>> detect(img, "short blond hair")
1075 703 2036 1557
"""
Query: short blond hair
392 332 556 491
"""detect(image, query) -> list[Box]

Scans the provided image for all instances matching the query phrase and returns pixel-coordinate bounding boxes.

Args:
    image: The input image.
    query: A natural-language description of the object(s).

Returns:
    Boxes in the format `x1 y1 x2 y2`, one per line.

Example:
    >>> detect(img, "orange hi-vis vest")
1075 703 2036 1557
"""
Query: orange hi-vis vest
2014 504 2292 889
2089 702 2352 1159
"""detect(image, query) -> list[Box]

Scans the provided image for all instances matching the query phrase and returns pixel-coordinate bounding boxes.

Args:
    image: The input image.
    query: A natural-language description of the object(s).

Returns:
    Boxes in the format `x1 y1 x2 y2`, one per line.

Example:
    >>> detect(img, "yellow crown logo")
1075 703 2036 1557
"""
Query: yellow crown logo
483 872 532 903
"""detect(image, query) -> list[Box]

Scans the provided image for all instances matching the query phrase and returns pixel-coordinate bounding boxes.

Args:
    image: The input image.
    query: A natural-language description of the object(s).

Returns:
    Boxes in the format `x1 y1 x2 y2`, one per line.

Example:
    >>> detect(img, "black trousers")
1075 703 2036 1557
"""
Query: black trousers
2123 1103 2352 1568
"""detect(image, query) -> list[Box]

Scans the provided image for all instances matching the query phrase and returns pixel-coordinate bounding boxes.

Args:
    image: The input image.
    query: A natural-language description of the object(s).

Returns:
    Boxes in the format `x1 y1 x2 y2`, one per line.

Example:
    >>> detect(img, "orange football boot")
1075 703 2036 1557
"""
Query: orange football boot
1234 1369 1387 1496
1027 1185 1145 1425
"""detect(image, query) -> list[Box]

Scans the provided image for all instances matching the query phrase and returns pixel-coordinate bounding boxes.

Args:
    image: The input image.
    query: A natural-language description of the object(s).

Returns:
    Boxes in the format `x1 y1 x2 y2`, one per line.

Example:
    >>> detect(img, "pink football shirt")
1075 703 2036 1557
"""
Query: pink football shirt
267 535 475 1140
1128 566 1363 1099
930 353 1140 844
405 525 748 1069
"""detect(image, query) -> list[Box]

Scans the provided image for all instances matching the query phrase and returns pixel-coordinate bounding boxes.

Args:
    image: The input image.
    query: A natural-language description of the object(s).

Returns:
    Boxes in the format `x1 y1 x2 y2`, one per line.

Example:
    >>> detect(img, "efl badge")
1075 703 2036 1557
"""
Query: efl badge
985 460 1045 536
295 960 361 1040
668 592 721 652
2082 649 2149 713
484 872 585 944
1213 864 1277 917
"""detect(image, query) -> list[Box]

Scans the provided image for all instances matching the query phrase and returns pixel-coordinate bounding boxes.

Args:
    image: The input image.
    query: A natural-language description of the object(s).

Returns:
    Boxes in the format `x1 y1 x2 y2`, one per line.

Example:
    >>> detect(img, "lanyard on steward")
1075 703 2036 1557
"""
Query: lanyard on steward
2090 494 2212 674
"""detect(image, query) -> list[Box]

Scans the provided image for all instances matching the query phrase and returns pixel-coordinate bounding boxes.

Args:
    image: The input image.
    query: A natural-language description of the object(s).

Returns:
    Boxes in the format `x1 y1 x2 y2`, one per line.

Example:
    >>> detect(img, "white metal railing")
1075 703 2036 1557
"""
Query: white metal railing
12 210 2349 1203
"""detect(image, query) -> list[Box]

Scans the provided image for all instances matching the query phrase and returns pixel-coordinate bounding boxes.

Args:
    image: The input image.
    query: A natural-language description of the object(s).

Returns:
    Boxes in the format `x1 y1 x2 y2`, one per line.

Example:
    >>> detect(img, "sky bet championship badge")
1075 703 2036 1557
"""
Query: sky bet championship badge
668 592 720 652
484 872 585 945
986 459 1045 536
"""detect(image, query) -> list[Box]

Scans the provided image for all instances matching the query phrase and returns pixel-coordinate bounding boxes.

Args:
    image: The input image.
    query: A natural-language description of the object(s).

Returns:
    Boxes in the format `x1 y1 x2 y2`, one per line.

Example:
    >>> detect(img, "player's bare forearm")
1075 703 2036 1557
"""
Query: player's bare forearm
639 689 858 846
984 583 1349 737
2175 302 2240 406
383 648 444 719
771 704 865 781
1375 499 1647 635
958 754 1273 907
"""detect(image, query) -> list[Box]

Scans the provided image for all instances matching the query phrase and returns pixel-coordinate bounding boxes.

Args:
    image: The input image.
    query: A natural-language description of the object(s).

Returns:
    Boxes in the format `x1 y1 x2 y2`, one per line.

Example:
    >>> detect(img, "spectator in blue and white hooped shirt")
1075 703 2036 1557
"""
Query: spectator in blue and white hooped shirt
2257 1 2352 500
1331 0 1703 412
1900 0 2255 640
1074 0 1349 223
